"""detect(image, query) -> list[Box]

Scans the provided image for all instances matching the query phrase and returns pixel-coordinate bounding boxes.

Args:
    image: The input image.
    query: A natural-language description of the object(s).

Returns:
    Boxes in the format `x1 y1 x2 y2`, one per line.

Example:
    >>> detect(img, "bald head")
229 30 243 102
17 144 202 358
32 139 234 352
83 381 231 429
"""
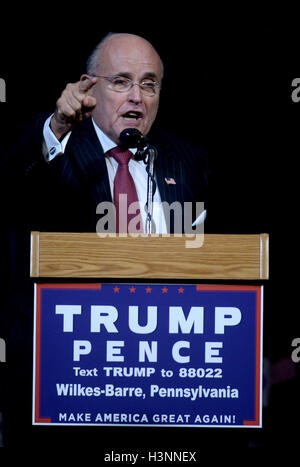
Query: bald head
87 33 164 79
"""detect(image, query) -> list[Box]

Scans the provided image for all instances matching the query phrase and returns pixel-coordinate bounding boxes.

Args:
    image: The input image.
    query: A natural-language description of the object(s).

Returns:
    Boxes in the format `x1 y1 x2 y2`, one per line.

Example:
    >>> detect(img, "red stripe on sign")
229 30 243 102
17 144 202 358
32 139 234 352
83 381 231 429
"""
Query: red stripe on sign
34 284 51 423
243 286 262 426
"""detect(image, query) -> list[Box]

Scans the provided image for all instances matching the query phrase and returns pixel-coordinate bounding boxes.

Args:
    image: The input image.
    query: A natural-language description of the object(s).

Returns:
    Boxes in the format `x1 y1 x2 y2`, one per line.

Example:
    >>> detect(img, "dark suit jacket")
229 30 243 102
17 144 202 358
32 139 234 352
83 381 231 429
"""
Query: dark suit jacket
1 114 208 234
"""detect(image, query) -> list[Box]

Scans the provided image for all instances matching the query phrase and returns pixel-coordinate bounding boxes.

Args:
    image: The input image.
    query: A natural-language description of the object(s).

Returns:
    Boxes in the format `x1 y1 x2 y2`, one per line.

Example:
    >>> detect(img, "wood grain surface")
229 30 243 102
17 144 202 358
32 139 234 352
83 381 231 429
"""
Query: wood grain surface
30 232 269 280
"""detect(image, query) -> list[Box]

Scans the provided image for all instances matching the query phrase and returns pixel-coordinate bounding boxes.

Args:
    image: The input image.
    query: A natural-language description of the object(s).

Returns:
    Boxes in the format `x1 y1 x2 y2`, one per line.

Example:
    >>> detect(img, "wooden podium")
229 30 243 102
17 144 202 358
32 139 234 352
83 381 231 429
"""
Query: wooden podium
30 232 269 428
30 232 269 280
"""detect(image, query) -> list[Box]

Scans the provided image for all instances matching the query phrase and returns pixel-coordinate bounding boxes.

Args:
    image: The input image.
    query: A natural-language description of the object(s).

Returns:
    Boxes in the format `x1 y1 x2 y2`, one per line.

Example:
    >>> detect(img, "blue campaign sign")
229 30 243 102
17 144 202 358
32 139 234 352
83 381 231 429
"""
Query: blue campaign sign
33 283 263 427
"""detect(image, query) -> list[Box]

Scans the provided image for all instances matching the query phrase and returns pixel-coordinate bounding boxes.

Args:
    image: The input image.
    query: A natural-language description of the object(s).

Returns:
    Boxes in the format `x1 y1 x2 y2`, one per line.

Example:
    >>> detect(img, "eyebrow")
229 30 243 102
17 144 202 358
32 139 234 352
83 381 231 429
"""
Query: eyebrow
115 71 159 81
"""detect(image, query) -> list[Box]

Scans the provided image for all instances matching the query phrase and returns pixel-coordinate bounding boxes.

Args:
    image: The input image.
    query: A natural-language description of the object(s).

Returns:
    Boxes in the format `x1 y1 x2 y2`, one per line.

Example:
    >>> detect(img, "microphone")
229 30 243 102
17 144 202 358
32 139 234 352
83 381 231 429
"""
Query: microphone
119 128 148 150
119 128 157 234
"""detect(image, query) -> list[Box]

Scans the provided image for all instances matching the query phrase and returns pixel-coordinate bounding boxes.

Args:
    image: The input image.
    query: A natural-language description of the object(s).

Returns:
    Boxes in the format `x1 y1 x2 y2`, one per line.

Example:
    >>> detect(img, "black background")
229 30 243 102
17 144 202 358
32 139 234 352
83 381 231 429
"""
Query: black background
0 13 299 457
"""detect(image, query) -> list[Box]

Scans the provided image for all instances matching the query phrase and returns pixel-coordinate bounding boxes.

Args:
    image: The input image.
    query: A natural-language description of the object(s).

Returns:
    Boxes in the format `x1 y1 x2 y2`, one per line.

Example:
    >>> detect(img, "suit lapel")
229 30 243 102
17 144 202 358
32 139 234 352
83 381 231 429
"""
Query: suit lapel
154 141 185 234
65 118 112 203
155 145 184 205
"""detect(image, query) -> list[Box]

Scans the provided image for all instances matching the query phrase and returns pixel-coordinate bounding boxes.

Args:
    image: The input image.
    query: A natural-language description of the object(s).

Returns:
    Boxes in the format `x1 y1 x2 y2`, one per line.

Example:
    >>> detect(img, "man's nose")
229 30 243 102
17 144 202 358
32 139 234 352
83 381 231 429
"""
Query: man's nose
127 83 143 103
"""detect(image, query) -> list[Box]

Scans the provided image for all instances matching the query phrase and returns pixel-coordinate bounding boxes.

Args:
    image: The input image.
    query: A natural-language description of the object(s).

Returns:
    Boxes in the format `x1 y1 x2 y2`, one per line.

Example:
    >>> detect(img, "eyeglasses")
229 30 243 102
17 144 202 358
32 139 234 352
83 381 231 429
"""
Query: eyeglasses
91 74 160 96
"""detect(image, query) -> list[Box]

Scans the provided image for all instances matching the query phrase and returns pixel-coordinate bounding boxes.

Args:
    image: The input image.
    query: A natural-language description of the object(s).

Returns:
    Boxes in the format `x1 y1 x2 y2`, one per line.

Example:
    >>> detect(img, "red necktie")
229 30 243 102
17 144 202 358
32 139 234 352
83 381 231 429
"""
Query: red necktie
110 146 143 233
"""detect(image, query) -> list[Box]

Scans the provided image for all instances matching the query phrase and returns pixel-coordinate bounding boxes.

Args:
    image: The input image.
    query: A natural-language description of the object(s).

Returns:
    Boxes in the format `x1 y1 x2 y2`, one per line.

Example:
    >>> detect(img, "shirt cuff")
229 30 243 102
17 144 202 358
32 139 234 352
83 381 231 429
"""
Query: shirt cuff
43 114 71 162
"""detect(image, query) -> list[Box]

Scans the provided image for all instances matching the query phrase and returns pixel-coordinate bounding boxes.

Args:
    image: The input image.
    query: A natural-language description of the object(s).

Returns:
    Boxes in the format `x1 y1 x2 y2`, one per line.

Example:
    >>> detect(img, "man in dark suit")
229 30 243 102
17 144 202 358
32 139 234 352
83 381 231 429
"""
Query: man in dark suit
0 32 208 447
2 33 208 235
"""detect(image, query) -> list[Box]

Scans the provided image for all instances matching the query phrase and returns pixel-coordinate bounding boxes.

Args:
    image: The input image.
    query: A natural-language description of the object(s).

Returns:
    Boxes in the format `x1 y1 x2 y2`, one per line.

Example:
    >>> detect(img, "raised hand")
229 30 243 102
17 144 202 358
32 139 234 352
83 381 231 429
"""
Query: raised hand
50 75 98 140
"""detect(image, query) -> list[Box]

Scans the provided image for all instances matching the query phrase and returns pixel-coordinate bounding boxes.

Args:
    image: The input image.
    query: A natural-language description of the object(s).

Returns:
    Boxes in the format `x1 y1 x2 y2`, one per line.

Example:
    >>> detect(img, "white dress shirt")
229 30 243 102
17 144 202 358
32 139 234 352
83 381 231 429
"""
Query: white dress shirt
43 115 167 233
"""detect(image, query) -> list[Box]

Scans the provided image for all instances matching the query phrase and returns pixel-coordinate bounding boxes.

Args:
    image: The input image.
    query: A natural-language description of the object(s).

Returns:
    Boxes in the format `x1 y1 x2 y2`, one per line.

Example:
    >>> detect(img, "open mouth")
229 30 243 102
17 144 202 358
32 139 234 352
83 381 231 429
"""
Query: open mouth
122 111 143 121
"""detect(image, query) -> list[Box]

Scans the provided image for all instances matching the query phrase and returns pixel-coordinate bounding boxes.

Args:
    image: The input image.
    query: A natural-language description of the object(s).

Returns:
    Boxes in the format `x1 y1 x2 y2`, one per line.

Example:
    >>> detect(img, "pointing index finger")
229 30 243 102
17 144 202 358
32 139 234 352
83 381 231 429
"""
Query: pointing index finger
79 76 98 93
